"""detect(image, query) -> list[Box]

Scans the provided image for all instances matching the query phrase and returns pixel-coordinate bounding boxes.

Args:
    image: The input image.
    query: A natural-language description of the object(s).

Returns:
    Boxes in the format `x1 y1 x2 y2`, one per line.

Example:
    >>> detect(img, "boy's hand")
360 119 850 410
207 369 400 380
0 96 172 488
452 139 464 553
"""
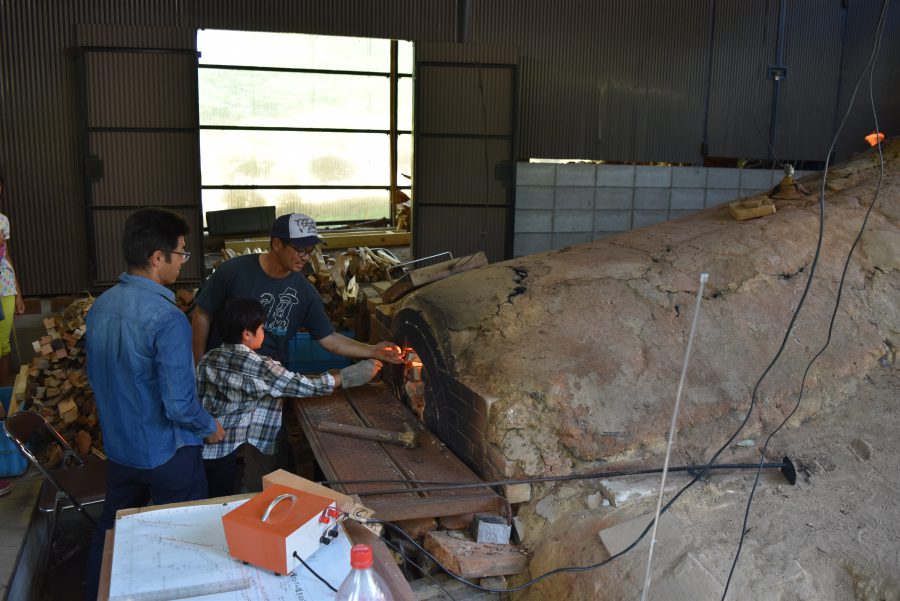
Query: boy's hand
205 420 225 444
340 359 383 388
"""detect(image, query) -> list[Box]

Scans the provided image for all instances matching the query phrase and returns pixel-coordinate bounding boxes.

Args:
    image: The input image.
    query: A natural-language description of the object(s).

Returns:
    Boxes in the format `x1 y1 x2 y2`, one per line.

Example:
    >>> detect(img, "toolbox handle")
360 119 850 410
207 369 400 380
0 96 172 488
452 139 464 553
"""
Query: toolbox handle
261 493 296 523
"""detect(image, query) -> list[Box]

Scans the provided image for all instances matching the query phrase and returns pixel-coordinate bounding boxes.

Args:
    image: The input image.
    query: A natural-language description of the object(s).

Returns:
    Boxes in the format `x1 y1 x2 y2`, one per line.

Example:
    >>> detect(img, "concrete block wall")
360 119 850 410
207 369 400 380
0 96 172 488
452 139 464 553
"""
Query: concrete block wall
514 162 813 257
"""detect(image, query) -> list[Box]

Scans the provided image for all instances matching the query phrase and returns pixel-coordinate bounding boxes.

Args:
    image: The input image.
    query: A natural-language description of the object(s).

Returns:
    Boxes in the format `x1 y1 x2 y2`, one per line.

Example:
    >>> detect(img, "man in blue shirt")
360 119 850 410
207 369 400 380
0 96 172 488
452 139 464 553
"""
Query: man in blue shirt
84 208 224 600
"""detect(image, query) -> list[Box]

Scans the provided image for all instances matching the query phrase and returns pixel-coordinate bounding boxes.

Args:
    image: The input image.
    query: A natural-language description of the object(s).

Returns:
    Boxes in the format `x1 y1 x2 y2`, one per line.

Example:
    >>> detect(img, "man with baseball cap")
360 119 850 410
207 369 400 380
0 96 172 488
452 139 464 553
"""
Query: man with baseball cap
192 213 404 487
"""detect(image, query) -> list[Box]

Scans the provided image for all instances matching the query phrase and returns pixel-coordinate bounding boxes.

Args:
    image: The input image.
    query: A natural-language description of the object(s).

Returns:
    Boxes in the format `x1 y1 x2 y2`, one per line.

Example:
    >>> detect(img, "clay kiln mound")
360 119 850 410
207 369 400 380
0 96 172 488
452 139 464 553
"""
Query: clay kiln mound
397 140 899 479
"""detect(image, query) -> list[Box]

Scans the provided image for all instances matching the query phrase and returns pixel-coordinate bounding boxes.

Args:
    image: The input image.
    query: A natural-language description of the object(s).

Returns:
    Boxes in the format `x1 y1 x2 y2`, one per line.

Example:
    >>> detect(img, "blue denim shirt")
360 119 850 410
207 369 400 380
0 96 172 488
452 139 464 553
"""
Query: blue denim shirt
86 273 216 469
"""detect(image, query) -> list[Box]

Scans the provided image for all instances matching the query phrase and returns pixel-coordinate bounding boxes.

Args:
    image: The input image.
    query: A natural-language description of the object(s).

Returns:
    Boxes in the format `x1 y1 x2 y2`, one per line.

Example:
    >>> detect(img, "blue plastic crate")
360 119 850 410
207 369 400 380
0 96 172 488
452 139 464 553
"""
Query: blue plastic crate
286 331 354 374
0 386 28 478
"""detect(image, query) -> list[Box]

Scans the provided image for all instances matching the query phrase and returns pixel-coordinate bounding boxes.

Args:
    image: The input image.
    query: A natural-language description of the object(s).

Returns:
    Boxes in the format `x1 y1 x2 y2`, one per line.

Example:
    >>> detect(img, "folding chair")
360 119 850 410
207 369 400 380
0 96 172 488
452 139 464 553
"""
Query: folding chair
3 411 106 527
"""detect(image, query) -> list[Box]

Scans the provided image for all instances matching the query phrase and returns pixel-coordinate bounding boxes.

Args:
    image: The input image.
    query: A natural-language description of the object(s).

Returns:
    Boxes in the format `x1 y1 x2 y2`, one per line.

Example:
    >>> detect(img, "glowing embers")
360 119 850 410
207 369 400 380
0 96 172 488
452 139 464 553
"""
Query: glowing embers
403 347 426 421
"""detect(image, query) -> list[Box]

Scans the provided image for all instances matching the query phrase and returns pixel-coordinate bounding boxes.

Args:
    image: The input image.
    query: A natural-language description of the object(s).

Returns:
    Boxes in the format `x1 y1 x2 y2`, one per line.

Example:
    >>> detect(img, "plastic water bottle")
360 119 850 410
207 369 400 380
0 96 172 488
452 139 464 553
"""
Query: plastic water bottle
334 544 392 601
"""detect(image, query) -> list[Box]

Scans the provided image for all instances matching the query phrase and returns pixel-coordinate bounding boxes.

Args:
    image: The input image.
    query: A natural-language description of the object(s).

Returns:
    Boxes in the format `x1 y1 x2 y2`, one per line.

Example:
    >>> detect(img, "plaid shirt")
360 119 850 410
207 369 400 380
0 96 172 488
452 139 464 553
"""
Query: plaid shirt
197 343 335 459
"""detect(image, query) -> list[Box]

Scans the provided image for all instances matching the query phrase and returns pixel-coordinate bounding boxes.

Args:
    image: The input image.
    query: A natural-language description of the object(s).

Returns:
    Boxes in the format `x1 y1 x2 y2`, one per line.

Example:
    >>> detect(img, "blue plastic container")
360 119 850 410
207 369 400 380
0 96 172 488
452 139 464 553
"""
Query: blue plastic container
286 331 354 374
0 386 28 477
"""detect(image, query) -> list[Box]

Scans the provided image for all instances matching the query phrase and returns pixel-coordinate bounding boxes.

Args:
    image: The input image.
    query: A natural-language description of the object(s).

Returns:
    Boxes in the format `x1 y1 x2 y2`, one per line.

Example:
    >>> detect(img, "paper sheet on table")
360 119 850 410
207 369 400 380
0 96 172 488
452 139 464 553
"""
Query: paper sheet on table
108 499 352 600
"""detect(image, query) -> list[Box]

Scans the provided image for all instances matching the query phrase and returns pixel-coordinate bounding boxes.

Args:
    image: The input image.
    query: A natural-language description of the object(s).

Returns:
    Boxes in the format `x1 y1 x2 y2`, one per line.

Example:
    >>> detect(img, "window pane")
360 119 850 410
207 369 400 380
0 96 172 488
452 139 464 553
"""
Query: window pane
199 69 391 130
202 189 390 224
199 30 391 72
398 134 413 184
200 130 390 186
398 77 413 131
397 41 414 75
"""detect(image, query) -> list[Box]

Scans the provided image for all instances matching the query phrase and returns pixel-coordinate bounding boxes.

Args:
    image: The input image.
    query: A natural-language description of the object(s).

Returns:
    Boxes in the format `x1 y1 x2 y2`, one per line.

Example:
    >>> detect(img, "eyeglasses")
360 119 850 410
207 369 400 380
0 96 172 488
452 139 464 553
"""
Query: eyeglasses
283 242 315 258
171 250 191 262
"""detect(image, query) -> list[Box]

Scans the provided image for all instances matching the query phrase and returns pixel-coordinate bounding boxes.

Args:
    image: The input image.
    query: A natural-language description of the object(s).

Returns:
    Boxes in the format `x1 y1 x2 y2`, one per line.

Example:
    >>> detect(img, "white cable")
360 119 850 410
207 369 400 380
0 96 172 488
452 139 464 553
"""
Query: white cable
639 272 709 601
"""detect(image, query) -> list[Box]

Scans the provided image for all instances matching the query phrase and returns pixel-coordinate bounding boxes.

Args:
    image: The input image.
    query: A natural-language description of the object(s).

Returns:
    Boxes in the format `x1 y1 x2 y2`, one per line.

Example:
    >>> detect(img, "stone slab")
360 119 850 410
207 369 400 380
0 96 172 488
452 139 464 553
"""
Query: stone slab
597 511 678 557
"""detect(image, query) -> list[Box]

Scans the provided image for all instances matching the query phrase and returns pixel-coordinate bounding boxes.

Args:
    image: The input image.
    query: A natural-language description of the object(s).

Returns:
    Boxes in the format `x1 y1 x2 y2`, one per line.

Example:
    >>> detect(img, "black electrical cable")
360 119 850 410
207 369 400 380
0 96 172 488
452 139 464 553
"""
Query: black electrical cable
293 550 337 593
320 460 794 496
720 2 891 598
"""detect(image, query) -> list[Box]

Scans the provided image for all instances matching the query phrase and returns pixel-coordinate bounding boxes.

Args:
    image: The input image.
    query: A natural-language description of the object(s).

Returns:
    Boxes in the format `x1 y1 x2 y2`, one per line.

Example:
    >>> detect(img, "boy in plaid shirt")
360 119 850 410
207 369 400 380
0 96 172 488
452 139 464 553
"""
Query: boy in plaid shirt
198 298 381 497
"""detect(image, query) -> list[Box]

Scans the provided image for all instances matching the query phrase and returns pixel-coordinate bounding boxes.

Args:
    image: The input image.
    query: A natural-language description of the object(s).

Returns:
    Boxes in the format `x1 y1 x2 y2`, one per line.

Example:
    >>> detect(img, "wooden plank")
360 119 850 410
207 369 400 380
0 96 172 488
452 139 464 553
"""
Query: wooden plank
423 531 527 578
346 385 497 505
97 530 114 601
345 520 417 601
381 252 488 303
291 383 504 522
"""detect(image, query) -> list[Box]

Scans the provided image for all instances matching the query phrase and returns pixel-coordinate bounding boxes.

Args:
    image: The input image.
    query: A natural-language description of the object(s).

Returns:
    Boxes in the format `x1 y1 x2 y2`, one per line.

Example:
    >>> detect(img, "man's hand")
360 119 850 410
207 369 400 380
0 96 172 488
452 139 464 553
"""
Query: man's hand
205 420 225 444
339 359 383 388
371 341 405 365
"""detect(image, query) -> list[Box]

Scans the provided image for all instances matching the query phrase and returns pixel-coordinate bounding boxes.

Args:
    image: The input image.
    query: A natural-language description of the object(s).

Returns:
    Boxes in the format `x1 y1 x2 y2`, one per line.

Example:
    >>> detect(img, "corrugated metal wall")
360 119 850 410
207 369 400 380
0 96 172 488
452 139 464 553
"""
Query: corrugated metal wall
1 0 898 294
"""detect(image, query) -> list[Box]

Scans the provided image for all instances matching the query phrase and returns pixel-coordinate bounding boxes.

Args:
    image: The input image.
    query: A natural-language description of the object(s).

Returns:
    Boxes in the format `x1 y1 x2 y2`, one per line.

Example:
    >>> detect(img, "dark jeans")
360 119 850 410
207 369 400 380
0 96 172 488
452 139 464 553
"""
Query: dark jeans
204 450 238 498
84 445 207 601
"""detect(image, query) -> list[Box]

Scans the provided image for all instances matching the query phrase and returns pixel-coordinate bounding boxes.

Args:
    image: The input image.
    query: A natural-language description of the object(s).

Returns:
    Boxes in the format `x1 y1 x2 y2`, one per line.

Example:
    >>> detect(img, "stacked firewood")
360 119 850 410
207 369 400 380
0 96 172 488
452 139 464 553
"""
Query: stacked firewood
24 298 103 465
308 247 400 329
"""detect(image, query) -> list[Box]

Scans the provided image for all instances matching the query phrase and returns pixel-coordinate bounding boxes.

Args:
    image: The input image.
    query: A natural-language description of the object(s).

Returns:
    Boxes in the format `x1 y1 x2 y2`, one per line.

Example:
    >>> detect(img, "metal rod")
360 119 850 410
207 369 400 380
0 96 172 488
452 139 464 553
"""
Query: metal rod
640 272 708 601
338 459 795 496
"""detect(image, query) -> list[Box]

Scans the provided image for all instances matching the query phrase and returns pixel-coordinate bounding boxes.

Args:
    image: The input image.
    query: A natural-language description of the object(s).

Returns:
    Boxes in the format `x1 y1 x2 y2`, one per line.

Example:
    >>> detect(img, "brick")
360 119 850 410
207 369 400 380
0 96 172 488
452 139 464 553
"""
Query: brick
635 165 671 187
50 297 78 312
552 232 592 249
556 163 595 186
552 210 592 233
670 188 705 210
423 531 527 578
480 576 508 589
671 166 707 188
395 517 438 539
503 483 532 504
555 187 594 210
514 210 552 233
595 187 633 210
633 210 669 228
707 167 740 189
439 513 475 530
21 298 42 314
515 186 554 209
594 210 632 231
705 188 740 207
596 164 634 187
634 188 670 210
515 162 555 186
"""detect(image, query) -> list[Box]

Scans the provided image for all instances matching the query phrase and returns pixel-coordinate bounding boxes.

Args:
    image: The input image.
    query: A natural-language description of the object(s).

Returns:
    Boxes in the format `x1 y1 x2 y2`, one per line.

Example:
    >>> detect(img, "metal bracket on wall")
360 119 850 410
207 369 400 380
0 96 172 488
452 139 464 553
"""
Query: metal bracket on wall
768 65 789 81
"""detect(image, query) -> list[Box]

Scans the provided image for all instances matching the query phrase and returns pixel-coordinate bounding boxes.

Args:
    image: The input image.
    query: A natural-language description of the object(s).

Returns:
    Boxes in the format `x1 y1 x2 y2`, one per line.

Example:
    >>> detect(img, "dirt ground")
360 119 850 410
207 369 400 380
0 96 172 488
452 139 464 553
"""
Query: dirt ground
510 365 899 601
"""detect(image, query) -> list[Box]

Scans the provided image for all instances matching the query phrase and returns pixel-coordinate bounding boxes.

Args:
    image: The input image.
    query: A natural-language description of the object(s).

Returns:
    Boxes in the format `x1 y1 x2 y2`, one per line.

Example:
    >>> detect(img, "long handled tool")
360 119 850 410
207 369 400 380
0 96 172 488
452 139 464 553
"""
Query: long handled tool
317 421 419 449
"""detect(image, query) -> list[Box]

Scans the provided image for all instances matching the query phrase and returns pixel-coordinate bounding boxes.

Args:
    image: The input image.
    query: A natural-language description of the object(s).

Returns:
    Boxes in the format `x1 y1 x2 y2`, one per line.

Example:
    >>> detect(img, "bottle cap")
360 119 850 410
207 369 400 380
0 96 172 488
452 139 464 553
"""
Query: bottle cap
350 544 373 569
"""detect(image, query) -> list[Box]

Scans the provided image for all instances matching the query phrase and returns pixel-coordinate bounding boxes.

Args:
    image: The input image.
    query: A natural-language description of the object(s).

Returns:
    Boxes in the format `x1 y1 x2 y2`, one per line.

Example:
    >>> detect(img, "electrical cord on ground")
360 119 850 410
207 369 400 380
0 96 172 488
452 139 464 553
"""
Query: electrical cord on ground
720 2 891 598
293 550 337 593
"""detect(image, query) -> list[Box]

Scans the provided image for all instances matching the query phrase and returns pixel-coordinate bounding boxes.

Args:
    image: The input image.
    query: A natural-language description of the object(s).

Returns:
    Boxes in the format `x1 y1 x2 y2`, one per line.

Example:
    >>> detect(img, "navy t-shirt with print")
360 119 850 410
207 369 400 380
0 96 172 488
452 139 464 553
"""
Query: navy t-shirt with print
195 254 334 363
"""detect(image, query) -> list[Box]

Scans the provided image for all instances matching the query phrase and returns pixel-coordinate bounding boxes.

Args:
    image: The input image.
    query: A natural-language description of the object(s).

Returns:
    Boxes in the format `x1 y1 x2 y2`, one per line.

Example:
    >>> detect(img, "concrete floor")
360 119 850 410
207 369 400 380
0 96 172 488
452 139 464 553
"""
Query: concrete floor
0 469 100 601
0 471 42 599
